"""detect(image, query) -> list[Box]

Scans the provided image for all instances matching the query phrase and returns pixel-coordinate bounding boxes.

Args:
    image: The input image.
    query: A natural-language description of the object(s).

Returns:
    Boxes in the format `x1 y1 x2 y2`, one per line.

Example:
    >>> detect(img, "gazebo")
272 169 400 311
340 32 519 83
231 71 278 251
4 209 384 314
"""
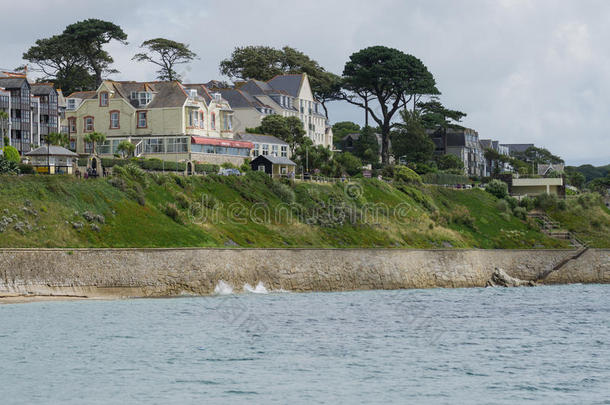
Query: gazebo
25 145 79 174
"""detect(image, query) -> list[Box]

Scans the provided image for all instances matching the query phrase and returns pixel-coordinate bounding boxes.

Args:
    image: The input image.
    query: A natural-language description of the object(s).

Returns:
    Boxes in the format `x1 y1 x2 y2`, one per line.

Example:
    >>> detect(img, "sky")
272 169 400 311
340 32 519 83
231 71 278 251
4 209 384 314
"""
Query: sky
1 0 608 165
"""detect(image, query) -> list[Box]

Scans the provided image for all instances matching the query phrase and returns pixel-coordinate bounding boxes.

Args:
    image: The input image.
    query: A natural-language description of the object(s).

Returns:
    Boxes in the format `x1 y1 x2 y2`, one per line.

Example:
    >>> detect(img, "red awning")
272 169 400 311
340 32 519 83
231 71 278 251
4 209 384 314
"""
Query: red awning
191 136 253 149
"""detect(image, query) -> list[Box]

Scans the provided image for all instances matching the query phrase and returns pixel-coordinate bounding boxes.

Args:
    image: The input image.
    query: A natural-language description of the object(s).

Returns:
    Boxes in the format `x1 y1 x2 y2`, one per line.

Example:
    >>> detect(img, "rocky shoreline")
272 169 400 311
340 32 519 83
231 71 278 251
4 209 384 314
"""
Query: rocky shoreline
0 248 608 303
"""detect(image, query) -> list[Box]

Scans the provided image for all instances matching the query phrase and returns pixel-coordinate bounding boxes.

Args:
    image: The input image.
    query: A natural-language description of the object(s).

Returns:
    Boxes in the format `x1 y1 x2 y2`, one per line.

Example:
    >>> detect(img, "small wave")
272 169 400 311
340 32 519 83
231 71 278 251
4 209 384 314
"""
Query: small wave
214 280 234 295
243 282 268 294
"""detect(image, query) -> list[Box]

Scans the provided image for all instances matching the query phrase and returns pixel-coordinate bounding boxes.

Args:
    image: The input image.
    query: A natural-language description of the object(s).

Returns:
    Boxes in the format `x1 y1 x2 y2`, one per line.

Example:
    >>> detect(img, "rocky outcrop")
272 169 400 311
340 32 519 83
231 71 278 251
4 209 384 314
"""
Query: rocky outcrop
0 248 608 299
486 268 538 287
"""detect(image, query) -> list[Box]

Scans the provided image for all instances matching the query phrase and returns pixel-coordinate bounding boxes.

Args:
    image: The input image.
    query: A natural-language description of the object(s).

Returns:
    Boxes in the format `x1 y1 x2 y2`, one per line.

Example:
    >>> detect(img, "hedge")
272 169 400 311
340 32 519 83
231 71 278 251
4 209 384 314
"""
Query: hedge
421 172 470 185
79 156 219 174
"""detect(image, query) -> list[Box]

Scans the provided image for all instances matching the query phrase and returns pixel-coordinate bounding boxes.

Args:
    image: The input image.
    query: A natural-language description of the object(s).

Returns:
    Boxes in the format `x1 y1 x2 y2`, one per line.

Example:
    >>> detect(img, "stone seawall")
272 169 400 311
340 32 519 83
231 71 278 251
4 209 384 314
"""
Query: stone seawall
0 248 608 299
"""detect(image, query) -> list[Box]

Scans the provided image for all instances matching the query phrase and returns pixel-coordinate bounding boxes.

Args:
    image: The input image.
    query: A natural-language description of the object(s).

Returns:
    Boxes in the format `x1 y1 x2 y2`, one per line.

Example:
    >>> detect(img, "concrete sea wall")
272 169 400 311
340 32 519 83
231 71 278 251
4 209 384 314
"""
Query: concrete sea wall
0 248 608 298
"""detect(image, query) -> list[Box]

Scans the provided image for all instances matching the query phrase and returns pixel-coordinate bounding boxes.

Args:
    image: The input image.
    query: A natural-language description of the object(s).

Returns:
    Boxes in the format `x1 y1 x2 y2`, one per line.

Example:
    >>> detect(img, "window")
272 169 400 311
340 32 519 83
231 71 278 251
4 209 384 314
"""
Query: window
99 92 108 107
110 111 120 129
272 145 278 156
69 138 76 151
84 116 94 132
166 137 188 153
252 143 260 157
262 144 269 155
143 138 165 153
137 111 147 128
211 113 216 130
68 117 76 133
281 145 287 157
199 112 204 128
258 165 266 172
67 99 77 110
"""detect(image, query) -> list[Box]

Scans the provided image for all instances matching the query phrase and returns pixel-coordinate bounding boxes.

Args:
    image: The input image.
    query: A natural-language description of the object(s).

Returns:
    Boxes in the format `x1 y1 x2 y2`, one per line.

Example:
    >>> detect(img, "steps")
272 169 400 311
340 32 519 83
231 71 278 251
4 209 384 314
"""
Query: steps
528 211 590 281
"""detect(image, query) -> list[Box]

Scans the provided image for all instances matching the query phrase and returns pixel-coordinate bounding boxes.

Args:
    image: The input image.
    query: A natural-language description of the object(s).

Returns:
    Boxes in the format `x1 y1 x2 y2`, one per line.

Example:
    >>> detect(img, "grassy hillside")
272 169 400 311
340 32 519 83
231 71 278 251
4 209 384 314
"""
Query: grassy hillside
0 169 605 249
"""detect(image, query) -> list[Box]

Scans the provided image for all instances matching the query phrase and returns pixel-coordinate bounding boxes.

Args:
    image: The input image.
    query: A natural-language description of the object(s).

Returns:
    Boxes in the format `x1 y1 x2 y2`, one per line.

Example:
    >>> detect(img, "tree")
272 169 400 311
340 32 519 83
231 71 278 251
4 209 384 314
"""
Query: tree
418 98 467 158
332 121 361 145
83 132 106 155
23 35 95 95
46 132 69 147
485 179 509 199
333 152 362 176
62 19 128 88
0 111 8 147
293 138 332 174
1 145 20 163
340 46 438 164
353 126 380 164
513 146 563 173
116 140 135 158
393 165 422 184
254 114 307 156
391 109 435 164
220 45 340 118
484 148 502 177
133 38 198 82
564 168 586 189
438 154 464 171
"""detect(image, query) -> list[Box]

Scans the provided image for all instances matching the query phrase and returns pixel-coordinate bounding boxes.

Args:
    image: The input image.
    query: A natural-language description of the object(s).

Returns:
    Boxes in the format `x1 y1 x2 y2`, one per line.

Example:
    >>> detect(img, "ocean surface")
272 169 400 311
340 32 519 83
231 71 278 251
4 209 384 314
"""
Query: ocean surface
1 284 609 404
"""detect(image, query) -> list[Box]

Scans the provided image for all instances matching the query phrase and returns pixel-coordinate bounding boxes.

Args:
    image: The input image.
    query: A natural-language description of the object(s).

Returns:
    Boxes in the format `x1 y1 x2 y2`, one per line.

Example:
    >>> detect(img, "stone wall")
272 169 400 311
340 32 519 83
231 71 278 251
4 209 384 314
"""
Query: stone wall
0 248 608 298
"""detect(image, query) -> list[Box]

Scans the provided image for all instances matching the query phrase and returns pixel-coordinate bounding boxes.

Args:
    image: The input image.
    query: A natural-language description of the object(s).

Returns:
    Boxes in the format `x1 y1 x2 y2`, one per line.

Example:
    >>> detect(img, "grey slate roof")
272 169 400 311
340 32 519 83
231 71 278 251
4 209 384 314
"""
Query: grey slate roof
267 74 303 97
219 89 267 109
30 83 56 95
479 139 493 149
253 155 296 165
502 143 534 154
25 145 78 157
0 77 28 89
237 133 288 145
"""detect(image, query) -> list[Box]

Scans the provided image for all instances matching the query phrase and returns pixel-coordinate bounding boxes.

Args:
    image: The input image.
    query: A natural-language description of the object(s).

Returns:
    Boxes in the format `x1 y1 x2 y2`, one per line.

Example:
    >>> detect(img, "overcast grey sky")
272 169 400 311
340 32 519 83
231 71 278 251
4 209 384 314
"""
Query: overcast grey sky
1 0 608 165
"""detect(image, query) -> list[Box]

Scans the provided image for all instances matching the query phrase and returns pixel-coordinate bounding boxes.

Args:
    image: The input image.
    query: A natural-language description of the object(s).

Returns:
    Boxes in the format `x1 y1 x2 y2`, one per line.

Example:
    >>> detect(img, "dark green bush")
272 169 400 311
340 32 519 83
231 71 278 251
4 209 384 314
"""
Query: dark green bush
18 163 35 174
485 179 509 199
195 163 219 174
271 181 295 203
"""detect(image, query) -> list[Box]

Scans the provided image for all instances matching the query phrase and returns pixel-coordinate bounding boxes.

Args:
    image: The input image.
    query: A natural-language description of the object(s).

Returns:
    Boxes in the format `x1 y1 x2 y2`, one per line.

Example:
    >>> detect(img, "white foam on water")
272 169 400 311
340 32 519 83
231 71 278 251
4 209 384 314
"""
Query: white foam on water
213 280 234 295
243 282 269 294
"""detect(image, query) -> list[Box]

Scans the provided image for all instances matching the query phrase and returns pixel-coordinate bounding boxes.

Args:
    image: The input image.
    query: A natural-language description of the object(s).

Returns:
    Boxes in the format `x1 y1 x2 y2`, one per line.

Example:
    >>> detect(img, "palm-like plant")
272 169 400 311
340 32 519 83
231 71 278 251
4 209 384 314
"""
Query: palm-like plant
116 140 135 158
83 132 106 155
46 132 69 147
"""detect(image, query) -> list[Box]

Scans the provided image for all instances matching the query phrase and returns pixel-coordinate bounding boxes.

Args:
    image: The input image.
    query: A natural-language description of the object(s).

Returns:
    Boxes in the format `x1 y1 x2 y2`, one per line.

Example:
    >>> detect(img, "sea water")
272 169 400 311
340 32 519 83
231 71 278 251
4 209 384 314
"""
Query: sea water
0 284 608 404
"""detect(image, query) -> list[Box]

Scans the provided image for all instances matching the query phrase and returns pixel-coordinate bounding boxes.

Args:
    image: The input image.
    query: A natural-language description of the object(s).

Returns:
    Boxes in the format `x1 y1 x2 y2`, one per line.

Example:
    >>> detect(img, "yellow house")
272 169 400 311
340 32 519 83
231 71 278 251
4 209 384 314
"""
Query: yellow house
63 80 252 166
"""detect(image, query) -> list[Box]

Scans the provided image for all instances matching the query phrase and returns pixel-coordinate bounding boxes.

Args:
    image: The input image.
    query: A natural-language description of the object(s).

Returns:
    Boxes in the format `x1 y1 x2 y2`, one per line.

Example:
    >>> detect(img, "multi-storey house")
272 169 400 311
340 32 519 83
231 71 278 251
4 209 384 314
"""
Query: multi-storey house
0 74 32 153
214 73 332 148
480 139 511 176
63 80 253 166
429 127 487 177
30 83 62 144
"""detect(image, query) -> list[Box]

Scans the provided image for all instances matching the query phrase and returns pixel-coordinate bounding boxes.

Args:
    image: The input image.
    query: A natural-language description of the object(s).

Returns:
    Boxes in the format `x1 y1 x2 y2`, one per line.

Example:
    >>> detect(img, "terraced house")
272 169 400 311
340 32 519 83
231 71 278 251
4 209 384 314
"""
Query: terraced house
214 73 332 148
64 80 253 166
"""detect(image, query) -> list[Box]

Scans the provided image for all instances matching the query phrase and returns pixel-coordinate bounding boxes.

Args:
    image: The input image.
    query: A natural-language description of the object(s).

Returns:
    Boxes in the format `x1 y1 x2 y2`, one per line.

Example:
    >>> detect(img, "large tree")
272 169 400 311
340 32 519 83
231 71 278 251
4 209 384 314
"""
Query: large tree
133 38 198 82
353 126 380 165
220 45 340 118
340 46 438 164
252 114 307 156
22 35 95 94
391 109 434 164
418 98 467 154
62 19 128 88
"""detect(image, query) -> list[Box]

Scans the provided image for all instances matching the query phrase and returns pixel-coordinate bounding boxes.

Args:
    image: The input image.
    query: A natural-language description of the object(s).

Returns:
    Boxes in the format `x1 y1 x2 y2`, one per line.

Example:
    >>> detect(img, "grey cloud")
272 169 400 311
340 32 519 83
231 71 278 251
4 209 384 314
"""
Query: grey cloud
1 0 608 164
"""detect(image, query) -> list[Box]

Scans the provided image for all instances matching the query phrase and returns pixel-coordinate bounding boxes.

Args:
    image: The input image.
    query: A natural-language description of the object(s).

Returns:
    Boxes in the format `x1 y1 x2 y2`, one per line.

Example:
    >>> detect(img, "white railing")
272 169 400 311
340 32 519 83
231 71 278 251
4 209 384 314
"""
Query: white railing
134 140 143 157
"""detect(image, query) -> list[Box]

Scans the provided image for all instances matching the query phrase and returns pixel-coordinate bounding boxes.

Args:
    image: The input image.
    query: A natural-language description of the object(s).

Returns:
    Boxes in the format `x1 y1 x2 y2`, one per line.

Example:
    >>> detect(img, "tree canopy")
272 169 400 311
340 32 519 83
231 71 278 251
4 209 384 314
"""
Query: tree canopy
352 126 380 165
332 121 361 144
23 19 127 93
340 46 438 164
391 109 435 164
133 38 198 82
249 114 307 156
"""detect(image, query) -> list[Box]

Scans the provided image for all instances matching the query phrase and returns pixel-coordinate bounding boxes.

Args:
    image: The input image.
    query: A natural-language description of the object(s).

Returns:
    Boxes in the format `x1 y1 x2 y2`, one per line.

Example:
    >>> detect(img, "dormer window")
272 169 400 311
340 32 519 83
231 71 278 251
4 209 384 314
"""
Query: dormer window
130 92 152 107
67 99 77 110
99 92 109 107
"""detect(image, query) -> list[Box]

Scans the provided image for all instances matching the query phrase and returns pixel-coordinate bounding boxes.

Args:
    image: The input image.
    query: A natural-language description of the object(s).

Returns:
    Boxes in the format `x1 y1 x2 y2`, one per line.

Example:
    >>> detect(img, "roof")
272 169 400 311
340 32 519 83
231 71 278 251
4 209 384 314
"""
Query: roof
67 90 96 99
30 83 57 95
25 145 78 157
190 136 253 149
252 155 296 166
218 89 267 109
502 143 534 154
479 139 493 149
236 133 288 145
267 74 304 97
0 77 28 89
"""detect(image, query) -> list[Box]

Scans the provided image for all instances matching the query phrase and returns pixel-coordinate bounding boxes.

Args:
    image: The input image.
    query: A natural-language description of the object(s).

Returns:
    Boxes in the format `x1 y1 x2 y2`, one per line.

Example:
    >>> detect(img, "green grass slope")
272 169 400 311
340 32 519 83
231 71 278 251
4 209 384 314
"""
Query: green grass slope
0 169 600 249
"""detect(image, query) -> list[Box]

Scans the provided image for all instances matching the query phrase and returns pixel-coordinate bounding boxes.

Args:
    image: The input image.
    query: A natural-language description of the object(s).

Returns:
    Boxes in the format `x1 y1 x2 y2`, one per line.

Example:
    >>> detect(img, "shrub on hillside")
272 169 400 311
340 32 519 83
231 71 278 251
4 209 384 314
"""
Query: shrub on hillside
577 192 602 208
271 181 295 204
513 206 528 220
534 193 558 210
485 179 508 199
496 199 510 212
1 145 20 163
519 196 535 211
163 203 180 222
18 163 35 174
393 165 422 184
0 156 20 174
174 192 190 209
